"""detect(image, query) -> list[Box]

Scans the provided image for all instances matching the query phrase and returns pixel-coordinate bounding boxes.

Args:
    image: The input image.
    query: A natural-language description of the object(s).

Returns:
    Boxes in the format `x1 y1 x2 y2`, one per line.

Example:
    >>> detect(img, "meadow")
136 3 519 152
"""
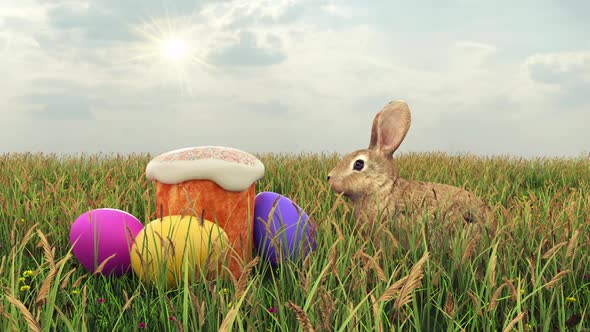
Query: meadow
1 151 589 332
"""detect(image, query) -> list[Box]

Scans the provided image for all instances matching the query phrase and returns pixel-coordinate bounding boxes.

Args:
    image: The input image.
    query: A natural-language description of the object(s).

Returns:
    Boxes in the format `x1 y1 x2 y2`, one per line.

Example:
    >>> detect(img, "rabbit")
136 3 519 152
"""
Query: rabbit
327 100 492 225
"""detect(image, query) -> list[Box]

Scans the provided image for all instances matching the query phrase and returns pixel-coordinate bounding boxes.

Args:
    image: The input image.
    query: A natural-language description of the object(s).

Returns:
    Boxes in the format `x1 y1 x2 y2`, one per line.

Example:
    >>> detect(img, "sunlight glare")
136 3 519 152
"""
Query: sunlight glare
162 37 188 61
123 13 216 96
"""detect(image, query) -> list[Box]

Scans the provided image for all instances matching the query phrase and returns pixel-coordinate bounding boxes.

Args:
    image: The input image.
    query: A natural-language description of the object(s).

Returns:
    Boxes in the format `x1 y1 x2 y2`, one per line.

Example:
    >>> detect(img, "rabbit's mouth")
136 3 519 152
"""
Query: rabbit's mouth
327 178 343 194
327 178 353 197
328 183 344 195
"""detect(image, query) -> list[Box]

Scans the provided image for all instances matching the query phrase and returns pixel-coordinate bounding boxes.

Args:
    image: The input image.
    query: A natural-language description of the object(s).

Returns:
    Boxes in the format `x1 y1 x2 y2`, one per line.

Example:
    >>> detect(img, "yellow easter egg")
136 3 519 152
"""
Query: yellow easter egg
130 215 229 288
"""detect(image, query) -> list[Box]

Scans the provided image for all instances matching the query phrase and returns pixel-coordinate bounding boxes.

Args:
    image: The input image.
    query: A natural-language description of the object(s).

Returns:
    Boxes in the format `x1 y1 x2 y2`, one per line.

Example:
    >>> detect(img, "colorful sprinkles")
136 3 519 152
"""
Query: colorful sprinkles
154 146 259 166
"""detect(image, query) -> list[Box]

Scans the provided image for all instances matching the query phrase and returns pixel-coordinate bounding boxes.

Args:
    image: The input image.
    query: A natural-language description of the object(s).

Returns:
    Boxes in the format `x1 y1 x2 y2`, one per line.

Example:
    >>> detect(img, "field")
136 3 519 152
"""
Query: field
1 151 589 331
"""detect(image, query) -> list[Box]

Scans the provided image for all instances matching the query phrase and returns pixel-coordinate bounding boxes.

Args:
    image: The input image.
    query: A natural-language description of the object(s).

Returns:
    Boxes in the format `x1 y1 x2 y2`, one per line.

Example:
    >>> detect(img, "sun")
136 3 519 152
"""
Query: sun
162 37 188 62
123 14 216 95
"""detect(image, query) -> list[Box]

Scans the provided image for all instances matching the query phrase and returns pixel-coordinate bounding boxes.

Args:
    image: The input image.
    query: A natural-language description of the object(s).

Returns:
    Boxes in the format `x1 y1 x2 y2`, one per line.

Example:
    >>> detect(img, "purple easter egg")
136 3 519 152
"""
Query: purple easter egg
69 208 144 276
253 192 316 265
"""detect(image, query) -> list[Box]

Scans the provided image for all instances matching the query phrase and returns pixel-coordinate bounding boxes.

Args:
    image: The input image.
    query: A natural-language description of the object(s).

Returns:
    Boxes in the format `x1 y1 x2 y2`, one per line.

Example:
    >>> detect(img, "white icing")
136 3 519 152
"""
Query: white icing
145 148 265 192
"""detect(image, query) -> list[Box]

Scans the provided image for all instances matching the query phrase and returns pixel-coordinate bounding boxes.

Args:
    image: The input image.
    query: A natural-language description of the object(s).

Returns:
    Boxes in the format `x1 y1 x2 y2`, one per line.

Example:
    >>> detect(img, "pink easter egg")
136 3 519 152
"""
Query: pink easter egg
69 208 144 276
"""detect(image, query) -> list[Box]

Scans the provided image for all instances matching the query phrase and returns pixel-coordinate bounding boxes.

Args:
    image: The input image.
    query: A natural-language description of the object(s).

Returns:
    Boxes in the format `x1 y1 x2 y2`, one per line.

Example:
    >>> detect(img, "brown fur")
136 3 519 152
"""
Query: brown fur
327 100 491 224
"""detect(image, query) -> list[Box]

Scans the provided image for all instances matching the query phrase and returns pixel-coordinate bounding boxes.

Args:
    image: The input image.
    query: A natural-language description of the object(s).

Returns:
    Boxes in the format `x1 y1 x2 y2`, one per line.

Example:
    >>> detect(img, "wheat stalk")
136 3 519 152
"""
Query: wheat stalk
328 194 350 215
431 269 441 287
0 302 9 320
319 286 335 331
376 275 408 303
21 223 39 248
35 267 58 307
381 228 400 252
55 252 73 269
323 240 340 283
218 307 239 332
444 291 455 317
72 274 87 288
34 303 41 323
36 230 55 270
543 269 570 290
59 268 77 290
488 247 497 289
121 290 141 311
172 317 184 332
502 311 526 332
189 291 206 328
487 282 508 312
165 295 176 313
566 230 580 258
234 256 259 300
93 254 117 275
541 241 567 260
361 252 387 282
123 289 129 304
461 232 481 264
376 252 429 306
502 277 518 301
300 254 313 294
329 218 345 243
0 256 5 277
467 290 482 316
393 251 430 310
526 257 536 285
5 293 41 332
369 293 383 332
285 301 315 332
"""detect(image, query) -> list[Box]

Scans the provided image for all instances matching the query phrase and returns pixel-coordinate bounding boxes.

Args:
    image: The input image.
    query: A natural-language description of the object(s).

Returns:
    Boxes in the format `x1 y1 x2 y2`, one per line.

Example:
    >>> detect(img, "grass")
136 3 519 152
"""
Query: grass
1 151 589 331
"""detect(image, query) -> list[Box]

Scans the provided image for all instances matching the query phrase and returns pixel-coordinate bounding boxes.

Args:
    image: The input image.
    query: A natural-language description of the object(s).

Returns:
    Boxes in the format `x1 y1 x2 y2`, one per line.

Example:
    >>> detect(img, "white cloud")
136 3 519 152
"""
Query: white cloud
321 1 352 18
1 0 589 157
449 41 497 68
524 51 590 85
521 51 590 111
0 1 48 20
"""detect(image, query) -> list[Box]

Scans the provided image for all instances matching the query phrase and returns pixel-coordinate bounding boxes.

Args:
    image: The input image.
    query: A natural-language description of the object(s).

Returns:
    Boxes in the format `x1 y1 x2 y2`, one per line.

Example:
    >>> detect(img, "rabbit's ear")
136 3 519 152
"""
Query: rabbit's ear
368 100 411 155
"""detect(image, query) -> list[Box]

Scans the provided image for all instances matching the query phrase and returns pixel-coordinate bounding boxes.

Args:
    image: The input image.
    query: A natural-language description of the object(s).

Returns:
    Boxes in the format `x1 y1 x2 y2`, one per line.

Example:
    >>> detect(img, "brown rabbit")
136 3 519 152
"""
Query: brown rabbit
327 100 491 225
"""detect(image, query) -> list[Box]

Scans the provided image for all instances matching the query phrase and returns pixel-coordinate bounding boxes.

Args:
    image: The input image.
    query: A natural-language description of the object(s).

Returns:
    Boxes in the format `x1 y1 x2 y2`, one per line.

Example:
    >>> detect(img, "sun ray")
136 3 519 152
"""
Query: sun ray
162 37 187 61
105 8 219 96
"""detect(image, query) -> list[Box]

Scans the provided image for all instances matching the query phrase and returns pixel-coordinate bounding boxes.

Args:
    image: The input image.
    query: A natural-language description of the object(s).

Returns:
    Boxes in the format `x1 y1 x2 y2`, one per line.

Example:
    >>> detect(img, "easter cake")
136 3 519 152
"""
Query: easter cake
145 146 265 279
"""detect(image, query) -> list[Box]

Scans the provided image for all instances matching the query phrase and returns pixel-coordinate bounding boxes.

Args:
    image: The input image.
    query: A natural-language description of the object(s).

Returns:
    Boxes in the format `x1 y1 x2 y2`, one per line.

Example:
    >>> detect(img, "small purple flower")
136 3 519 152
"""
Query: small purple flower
584 274 589 281
97 298 105 304
138 322 146 329
268 307 277 314
169 316 176 321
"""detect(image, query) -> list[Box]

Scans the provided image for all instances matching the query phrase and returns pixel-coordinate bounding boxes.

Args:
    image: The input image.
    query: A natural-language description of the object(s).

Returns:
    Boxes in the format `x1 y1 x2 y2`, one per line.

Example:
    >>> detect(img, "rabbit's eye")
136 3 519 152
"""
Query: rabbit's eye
353 159 364 171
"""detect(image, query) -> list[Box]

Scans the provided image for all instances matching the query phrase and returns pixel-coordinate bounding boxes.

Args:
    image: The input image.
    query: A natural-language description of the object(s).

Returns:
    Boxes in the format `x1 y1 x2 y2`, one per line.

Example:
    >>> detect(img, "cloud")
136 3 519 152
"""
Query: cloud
245 100 289 116
36 0 299 70
44 0 217 41
427 99 590 158
1 0 589 157
523 51 590 108
320 1 353 18
202 0 314 27
449 41 497 66
207 30 287 67
24 92 97 120
524 51 590 85
46 2 136 42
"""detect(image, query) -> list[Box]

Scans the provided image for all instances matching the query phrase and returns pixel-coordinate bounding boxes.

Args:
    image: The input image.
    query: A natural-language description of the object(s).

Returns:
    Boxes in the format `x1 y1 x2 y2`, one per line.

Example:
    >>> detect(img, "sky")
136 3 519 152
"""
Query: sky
1 0 589 158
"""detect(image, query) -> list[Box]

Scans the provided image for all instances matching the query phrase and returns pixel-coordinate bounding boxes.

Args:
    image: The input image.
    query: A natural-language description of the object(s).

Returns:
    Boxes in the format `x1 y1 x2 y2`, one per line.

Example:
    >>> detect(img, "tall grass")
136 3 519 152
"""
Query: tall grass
1 151 589 331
